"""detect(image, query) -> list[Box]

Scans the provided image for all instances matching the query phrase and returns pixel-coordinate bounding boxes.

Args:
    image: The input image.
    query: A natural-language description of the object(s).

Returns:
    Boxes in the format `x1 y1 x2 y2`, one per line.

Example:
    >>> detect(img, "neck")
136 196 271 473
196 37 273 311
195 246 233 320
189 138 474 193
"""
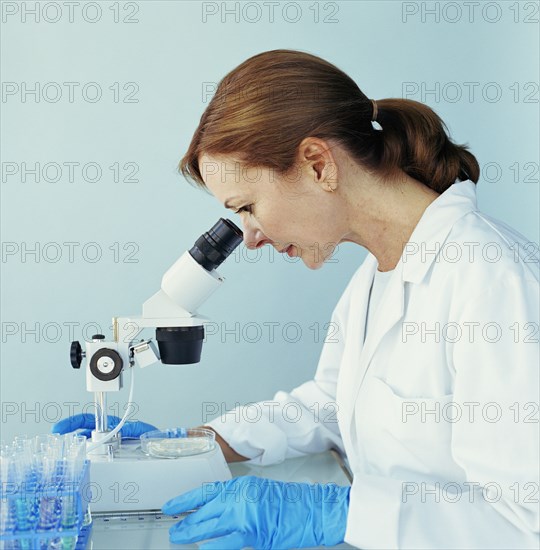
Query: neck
342 173 440 272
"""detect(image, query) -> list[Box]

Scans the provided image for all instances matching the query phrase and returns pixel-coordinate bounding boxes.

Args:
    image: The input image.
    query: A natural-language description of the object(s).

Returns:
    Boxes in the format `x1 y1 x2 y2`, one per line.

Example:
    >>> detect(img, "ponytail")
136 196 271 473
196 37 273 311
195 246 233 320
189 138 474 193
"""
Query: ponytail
372 98 479 192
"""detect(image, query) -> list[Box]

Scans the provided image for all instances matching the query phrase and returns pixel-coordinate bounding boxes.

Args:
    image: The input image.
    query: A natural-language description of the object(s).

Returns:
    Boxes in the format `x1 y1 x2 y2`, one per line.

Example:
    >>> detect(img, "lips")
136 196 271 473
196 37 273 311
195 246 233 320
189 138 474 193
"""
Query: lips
277 244 297 256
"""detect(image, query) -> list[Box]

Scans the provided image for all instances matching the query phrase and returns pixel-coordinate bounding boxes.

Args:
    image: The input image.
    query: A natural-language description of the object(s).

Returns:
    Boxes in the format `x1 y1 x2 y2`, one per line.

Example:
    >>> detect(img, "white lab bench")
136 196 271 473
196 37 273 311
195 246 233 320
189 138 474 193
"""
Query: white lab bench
86 450 355 549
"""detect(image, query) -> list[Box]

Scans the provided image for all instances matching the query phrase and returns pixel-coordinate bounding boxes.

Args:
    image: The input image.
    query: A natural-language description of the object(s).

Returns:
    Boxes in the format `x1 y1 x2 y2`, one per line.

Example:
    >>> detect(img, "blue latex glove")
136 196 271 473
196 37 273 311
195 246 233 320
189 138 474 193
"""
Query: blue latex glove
162 475 350 549
51 413 157 439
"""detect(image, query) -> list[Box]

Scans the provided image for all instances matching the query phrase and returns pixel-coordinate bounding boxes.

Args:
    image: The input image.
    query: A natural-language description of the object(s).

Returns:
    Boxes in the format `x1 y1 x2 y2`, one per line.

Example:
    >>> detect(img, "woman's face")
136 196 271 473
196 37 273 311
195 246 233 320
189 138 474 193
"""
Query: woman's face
199 151 348 270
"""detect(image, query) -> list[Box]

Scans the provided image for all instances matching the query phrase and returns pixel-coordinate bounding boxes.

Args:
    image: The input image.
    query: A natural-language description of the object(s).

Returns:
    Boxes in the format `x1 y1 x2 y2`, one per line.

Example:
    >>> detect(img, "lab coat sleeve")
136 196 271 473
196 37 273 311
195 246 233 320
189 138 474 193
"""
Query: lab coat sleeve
204 273 360 466
345 276 540 550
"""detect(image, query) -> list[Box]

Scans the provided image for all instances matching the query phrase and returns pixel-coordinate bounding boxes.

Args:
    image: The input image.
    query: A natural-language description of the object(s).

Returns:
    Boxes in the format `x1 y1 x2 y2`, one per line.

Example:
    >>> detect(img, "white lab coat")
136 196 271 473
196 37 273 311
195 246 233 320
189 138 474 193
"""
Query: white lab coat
207 180 540 549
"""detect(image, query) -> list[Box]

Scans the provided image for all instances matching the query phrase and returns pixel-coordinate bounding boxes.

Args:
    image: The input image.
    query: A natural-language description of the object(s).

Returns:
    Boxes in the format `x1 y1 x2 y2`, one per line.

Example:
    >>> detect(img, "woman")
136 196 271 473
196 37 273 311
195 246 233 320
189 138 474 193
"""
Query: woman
55 50 539 549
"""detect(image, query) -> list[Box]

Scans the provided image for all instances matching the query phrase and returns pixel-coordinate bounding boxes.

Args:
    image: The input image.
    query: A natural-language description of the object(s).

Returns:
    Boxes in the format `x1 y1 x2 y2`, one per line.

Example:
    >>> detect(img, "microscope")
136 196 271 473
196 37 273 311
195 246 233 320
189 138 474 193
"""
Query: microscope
69 218 243 512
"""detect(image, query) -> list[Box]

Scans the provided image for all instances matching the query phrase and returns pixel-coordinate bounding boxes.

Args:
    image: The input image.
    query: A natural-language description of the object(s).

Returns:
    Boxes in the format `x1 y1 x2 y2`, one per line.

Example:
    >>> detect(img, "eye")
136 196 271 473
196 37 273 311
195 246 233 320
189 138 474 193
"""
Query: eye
235 205 253 215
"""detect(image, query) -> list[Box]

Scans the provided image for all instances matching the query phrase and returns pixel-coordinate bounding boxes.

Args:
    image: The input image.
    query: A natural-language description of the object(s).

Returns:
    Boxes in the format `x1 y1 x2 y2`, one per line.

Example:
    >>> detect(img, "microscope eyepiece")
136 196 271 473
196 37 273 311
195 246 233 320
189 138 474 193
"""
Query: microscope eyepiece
189 218 243 272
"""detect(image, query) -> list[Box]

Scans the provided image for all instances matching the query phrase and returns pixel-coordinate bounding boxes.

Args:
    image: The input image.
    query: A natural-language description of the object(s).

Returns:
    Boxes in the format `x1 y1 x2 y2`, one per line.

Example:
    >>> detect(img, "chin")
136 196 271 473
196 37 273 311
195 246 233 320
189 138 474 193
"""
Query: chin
300 254 326 270
293 244 332 270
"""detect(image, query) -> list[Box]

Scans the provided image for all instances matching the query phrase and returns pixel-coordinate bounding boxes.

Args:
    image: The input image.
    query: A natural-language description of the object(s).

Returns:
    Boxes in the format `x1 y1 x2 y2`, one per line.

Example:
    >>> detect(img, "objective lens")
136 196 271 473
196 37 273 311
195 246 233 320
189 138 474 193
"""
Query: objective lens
189 218 243 271
156 326 204 365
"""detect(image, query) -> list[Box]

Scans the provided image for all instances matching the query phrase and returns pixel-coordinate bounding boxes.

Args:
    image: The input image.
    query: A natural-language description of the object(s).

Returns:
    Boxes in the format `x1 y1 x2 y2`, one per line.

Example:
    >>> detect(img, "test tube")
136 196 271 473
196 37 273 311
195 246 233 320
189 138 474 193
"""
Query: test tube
0 448 17 537
11 448 36 550
36 453 59 530
59 436 86 550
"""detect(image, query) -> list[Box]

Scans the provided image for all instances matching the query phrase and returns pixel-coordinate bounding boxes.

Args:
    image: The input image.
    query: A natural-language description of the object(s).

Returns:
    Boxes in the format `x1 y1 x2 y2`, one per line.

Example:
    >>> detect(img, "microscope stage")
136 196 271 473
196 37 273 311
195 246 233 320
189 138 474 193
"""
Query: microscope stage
87 440 232 513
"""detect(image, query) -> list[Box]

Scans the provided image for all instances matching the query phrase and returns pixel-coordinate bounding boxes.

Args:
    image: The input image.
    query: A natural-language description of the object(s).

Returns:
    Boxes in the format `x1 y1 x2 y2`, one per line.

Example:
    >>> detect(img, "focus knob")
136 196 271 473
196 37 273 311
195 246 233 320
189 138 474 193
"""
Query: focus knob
89 348 123 381
70 341 83 369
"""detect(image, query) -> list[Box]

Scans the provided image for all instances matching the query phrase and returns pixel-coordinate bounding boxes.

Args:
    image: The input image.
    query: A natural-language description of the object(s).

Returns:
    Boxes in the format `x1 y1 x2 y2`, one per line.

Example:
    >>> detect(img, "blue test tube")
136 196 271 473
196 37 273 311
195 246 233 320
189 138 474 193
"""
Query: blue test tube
11 446 36 550
60 437 86 550
0 447 17 537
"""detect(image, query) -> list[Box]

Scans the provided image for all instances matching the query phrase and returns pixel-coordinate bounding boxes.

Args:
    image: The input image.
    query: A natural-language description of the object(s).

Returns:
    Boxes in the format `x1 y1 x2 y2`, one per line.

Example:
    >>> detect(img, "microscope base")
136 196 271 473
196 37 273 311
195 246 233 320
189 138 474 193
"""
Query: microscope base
87 440 232 513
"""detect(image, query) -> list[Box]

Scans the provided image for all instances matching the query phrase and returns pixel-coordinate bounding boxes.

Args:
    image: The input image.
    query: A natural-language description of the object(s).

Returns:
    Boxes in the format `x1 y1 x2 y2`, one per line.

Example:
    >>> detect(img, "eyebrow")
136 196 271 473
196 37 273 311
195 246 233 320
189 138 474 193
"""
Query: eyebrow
224 197 240 209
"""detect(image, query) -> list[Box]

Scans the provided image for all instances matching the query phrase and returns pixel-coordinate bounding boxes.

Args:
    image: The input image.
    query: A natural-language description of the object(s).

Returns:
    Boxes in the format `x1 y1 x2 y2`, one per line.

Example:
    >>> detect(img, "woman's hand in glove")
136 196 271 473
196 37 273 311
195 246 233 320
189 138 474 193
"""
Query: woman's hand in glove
162 475 350 549
52 413 157 439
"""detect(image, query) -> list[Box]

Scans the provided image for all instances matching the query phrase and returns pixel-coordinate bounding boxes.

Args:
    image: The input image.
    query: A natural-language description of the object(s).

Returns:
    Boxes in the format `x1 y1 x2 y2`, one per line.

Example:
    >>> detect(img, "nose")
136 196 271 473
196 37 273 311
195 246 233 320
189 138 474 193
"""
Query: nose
242 224 272 250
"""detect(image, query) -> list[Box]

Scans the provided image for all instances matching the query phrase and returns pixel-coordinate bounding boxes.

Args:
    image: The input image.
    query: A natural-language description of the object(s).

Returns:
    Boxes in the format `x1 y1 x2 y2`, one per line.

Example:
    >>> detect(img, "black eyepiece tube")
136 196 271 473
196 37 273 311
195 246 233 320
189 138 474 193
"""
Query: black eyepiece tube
189 218 243 272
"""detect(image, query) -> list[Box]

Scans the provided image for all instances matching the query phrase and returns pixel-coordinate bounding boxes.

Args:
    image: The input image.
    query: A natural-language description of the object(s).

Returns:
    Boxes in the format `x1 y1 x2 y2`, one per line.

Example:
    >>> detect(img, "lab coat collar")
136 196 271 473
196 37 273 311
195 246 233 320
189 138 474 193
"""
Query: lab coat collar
360 179 479 379
340 180 479 440
401 179 478 285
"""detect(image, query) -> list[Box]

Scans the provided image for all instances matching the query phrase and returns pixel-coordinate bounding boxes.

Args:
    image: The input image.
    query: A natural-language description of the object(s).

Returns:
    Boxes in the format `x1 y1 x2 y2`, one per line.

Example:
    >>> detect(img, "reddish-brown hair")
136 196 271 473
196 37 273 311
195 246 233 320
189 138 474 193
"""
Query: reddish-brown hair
180 49 479 194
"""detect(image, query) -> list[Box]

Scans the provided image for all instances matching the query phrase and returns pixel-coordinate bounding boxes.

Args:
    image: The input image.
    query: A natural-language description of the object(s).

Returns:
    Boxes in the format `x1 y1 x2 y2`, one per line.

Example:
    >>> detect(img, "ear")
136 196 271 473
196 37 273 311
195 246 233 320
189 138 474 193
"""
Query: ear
296 137 339 191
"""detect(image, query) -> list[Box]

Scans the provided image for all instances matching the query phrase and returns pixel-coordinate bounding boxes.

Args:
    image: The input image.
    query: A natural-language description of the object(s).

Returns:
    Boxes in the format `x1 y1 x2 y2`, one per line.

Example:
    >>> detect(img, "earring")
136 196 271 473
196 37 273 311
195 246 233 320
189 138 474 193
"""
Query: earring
327 186 335 193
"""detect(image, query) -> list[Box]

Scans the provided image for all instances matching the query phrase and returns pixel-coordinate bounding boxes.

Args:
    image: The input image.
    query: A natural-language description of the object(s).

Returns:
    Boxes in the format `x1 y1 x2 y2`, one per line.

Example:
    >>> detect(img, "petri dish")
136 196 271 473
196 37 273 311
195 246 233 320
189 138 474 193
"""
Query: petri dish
140 428 215 458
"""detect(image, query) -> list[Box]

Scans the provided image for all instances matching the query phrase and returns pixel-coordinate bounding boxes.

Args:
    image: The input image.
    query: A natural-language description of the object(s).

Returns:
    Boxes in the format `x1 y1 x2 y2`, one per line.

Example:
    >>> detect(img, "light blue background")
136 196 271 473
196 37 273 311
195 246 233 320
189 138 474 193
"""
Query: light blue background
1 1 539 442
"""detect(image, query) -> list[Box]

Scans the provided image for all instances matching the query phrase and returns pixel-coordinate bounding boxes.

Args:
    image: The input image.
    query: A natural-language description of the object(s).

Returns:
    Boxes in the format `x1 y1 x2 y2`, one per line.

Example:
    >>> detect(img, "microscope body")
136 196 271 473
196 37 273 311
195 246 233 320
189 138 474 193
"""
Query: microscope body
69 220 243 512
76 310 233 513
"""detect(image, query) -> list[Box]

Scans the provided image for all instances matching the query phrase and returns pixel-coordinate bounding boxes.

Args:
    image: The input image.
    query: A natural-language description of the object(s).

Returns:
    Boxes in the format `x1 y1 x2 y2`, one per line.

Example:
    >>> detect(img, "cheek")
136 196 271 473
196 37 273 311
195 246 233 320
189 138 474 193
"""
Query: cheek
257 199 336 245
255 207 290 237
